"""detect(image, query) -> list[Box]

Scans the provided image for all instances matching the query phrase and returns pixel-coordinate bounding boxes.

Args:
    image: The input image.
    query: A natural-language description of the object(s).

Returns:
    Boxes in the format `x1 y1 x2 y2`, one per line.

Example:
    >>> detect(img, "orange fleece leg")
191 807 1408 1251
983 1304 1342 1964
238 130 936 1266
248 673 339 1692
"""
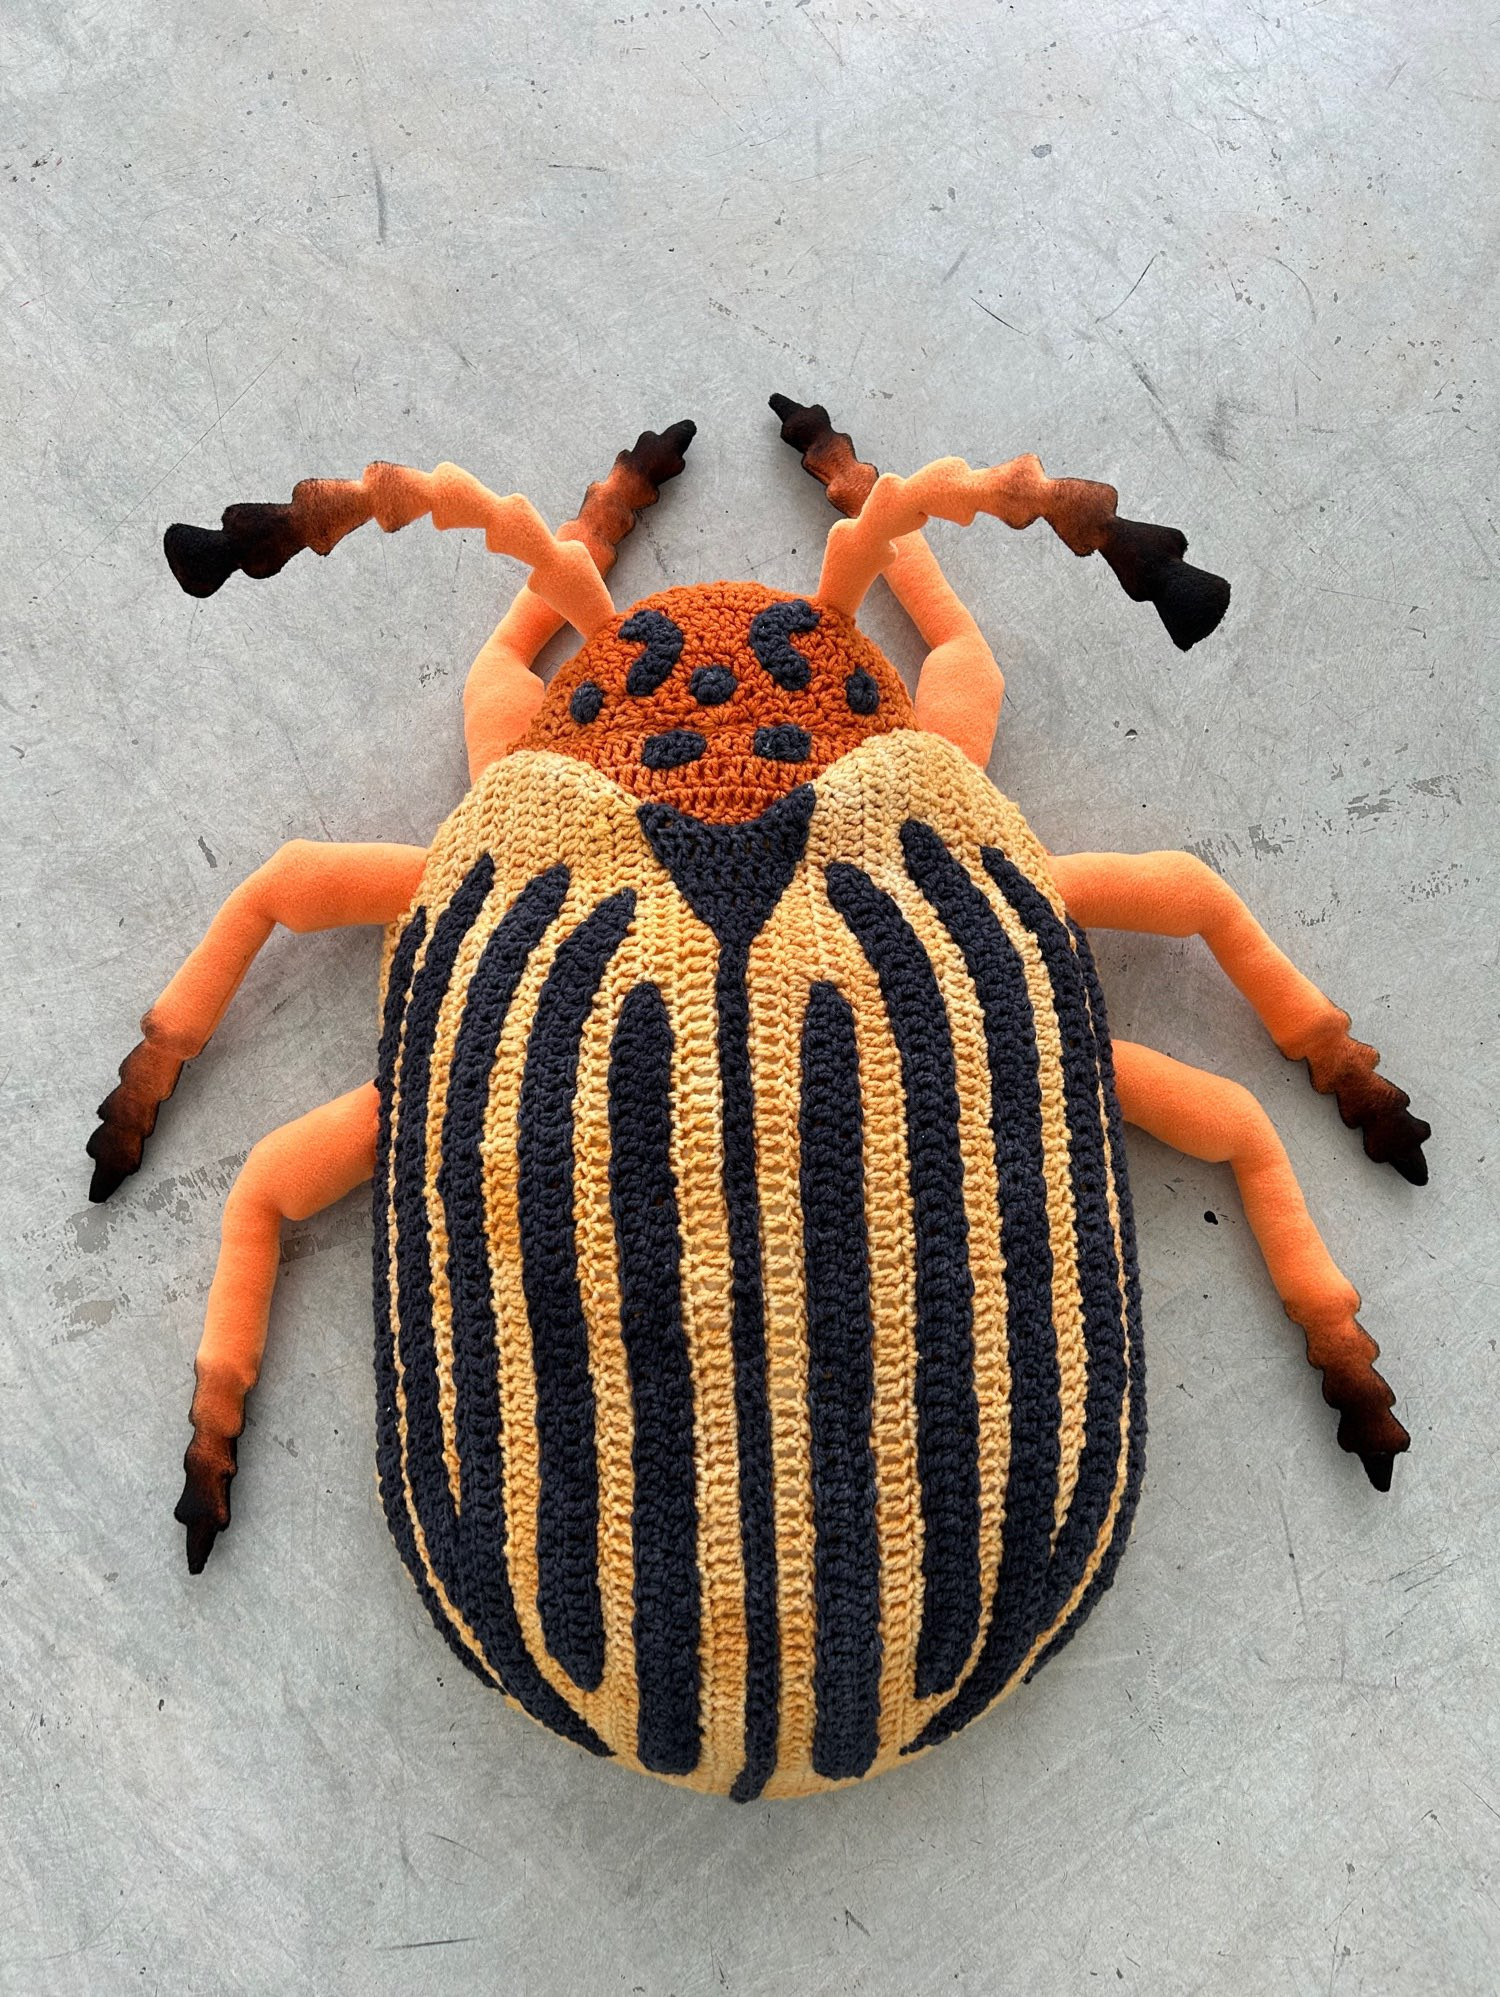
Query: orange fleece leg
175 1082 379 1572
462 584 559 781
767 394 1003 766
1112 1039 1409 1487
87 840 426 1202
462 421 696 779
888 532 1005 768
1052 850 1429 1184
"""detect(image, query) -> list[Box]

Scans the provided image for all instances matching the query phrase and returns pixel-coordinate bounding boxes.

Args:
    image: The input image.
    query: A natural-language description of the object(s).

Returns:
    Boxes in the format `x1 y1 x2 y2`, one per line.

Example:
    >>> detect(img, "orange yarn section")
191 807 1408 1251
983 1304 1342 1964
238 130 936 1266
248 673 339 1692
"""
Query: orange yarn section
518 582 915 824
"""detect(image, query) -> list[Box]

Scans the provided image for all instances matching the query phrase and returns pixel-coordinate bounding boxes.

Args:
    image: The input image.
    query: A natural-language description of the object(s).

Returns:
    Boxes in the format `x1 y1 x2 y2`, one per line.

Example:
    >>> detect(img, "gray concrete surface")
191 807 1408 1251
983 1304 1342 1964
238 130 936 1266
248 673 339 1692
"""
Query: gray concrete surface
3 1 1497 1991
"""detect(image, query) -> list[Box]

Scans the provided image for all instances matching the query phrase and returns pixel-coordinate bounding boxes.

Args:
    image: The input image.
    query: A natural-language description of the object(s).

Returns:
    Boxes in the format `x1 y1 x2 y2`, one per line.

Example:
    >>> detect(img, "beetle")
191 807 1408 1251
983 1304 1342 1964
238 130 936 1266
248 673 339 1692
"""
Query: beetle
87 397 1428 1799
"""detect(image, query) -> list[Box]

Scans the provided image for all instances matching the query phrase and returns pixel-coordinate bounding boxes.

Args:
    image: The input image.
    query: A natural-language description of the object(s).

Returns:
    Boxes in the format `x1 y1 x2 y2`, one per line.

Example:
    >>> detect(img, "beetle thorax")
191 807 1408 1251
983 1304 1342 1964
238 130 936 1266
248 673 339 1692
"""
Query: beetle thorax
518 581 914 824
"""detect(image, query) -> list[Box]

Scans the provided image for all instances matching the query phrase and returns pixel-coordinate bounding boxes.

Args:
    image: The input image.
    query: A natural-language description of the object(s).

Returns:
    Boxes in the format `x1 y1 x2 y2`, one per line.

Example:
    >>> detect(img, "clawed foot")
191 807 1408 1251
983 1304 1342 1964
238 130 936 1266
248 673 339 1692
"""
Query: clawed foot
1303 1031 1430 1187
175 1428 238 1573
86 1028 186 1202
1300 1309 1411 1491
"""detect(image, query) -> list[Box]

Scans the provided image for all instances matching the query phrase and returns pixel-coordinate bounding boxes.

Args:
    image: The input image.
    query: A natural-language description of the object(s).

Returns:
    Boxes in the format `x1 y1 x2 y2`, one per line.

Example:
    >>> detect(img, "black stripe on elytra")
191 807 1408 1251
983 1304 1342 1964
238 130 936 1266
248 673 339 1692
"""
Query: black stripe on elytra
897 822 1060 1755
517 888 637 1692
982 850 1128 1641
608 982 702 1777
825 862 981 1700
635 791 816 1802
373 908 488 1680
1028 930 1146 1677
437 866 609 1754
748 597 819 690
801 982 881 1783
622 609 684 696
721 938 781 1803
391 855 497 1585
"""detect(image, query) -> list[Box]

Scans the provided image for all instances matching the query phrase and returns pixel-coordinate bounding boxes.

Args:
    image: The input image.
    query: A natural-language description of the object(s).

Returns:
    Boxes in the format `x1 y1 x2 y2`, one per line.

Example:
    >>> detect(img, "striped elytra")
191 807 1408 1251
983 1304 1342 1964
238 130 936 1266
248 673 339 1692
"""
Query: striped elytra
373 727 1143 1798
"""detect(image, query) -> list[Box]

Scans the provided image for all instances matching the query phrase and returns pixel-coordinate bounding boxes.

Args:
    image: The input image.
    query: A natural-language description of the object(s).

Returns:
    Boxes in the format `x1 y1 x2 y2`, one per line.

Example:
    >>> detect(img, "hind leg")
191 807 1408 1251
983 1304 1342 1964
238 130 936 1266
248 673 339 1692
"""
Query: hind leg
176 1082 378 1573
1112 1039 1409 1487
88 840 425 1200
1052 850 1430 1184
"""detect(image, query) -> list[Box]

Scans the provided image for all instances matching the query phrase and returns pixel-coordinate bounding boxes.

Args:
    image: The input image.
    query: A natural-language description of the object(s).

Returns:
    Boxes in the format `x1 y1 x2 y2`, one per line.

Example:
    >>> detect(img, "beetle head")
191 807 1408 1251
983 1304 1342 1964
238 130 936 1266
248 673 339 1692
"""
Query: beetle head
519 581 914 824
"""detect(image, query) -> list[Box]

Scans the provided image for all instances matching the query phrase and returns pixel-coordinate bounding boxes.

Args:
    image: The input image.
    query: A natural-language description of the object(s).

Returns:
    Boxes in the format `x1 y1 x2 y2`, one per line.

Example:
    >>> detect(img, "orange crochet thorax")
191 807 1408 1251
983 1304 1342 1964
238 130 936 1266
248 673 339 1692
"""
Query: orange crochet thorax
518 581 914 824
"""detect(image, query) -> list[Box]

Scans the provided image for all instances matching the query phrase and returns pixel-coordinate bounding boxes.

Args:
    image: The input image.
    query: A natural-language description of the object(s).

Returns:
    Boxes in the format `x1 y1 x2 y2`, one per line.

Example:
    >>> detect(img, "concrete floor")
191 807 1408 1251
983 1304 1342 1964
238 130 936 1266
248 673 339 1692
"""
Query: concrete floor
4 1 1497 1991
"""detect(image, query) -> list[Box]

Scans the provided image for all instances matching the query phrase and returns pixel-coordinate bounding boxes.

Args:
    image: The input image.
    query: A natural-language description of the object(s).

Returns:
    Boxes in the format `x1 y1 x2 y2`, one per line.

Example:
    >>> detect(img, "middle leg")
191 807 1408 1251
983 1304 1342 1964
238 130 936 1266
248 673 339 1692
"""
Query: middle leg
1112 1037 1410 1487
88 838 427 1200
1051 849 1430 1184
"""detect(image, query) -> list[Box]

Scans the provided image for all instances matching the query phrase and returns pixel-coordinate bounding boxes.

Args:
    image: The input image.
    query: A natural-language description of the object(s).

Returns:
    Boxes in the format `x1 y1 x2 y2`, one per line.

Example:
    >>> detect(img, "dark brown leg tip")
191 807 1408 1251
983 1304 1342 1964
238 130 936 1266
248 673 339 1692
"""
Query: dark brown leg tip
768 391 831 453
623 421 697 487
85 1113 144 1202
658 418 697 459
1362 1106 1431 1186
175 1483 228 1574
175 1433 236 1573
1335 1396 1410 1486
1307 1039 1432 1187
1099 520 1231 650
87 1159 129 1204
181 1516 219 1574
85 1040 186 1200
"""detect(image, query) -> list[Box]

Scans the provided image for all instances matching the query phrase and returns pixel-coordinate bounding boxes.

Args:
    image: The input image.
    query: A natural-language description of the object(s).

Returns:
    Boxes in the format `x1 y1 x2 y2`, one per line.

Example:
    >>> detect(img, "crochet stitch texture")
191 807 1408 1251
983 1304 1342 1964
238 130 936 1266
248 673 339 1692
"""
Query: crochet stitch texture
374 718 1141 1798
90 400 1424 1805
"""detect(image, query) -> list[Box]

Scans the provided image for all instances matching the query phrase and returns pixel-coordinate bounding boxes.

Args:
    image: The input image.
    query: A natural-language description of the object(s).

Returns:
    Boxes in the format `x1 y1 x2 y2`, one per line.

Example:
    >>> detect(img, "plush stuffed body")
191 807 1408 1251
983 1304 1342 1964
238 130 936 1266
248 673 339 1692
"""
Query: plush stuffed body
88 399 1427 1799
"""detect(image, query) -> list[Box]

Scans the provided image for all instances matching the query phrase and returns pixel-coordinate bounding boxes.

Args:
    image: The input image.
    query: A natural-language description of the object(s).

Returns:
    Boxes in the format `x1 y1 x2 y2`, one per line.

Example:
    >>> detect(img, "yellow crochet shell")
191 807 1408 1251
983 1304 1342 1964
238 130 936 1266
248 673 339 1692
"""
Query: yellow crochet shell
373 728 1141 1799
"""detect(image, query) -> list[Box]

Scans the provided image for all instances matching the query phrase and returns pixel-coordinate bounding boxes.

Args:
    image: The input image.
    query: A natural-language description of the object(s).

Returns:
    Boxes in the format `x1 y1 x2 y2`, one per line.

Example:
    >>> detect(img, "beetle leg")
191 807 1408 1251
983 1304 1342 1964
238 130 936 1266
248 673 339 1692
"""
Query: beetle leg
463 421 696 778
1111 1038 1410 1488
176 1082 378 1573
1050 850 1430 1185
87 839 427 1202
771 393 1004 768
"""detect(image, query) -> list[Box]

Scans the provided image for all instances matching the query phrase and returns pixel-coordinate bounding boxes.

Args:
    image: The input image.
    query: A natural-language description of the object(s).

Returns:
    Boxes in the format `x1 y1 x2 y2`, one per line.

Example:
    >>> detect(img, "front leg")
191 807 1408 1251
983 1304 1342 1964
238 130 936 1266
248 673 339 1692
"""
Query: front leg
1051 850 1430 1184
177 1082 379 1572
1111 1039 1409 1487
770 394 1005 768
87 839 426 1200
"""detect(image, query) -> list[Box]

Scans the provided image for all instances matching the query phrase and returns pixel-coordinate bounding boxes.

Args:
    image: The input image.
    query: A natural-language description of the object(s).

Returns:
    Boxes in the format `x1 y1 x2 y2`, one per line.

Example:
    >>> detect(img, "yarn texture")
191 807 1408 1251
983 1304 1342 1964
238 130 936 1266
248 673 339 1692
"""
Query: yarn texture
374 716 1141 1798
99 407 1421 1803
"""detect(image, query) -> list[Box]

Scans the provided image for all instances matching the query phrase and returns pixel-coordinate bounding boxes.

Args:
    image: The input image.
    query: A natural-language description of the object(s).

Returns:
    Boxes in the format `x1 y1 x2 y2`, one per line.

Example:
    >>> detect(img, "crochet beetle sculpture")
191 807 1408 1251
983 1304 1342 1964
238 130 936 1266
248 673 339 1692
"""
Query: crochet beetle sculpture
88 398 1427 1799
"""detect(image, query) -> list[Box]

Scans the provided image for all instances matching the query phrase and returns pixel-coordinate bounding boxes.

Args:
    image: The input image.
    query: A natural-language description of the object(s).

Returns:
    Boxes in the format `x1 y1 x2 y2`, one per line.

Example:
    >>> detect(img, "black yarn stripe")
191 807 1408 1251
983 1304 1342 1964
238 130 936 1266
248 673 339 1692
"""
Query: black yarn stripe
721 940 782 1803
391 856 497 1589
635 785 815 1800
825 862 981 1701
437 866 609 1755
897 823 1060 1754
517 889 638 1693
800 982 882 1782
608 983 702 1777
373 907 487 1683
981 850 1129 1641
1028 930 1146 1675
